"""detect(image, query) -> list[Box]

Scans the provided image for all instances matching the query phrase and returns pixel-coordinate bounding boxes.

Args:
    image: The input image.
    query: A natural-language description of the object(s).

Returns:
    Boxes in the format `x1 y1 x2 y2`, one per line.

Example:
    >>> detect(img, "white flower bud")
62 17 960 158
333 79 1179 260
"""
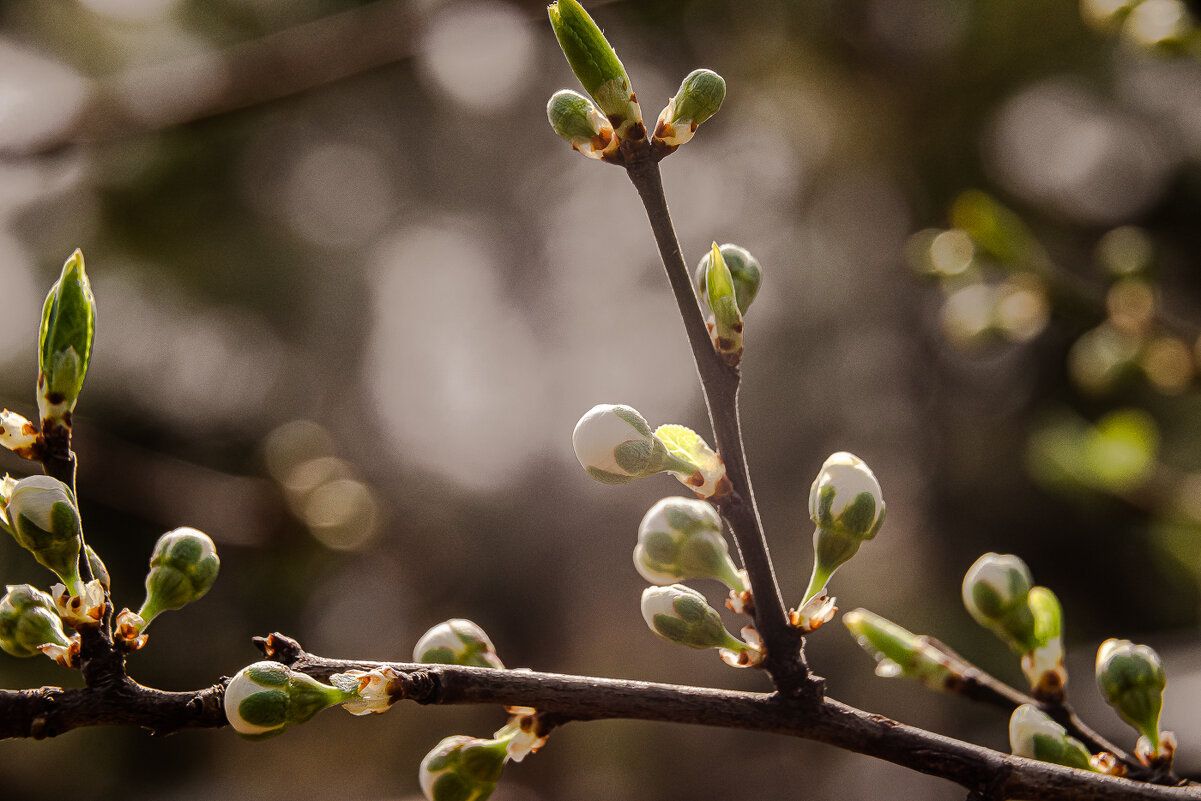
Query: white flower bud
634 497 744 591
808 452 884 531
1009 704 1095 771
413 618 504 669
573 404 669 484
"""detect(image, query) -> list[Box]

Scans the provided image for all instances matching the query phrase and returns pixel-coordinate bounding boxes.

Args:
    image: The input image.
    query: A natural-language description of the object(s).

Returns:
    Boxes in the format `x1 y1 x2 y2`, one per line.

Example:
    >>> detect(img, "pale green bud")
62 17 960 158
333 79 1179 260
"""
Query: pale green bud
700 242 744 365
1022 586 1067 702
2 475 82 589
640 584 756 666
1009 704 1096 772
85 543 110 592
962 552 1039 653
843 608 967 692
38 249 95 427
694 243 762 316
654 68 725 147
803 452 886 603
420 734 508 801
652 424 727 498
414 618 505 669
547 0 643 140
1096 638 1166 753
0 584 71 658
547 89 616 161
137 527 219 625
634 497 745 592
223 661 348 740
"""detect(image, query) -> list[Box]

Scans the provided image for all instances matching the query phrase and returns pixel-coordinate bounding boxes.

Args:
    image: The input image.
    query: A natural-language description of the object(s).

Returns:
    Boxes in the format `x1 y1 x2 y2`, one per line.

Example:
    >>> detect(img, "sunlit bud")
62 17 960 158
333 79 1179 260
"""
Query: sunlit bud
634 497 746 592
38 249 95 429
330 666 402 715
843 608 971 692
0 410 43 461
223 661 349 740
654 68 725 148
803 452 885 603
961 552 1038 652
573 404 689 484
2 475 82 589
137 527 219 626
652 424 727 497
1096 639 1166 754
694 243 762 317
1009 704 1097 772
547 89 617 161
547 0 643 140
640 584 760 666
699 243 744 365
1022 586 1067 702
0 584 72 658
420 734 509 801
414 618 505 669
51 579 105 629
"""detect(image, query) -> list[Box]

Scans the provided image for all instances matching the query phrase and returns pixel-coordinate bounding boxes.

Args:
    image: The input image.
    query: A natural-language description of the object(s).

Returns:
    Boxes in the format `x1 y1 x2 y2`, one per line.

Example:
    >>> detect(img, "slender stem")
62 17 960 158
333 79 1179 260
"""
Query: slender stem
621 145 811 696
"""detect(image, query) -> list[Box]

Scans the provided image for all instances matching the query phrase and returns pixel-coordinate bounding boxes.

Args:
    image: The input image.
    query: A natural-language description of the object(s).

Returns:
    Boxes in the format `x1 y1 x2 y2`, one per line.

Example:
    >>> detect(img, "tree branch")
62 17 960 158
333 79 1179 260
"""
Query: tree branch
621 143 812 697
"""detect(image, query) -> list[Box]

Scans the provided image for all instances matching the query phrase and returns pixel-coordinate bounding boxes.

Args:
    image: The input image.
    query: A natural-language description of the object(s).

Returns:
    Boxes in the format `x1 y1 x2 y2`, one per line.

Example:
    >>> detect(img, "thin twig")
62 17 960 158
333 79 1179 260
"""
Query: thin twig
621 142 811 697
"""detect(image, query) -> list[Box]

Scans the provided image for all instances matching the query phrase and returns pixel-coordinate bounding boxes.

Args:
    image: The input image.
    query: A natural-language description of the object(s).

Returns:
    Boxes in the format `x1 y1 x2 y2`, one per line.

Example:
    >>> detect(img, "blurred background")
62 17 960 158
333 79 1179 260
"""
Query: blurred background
2 0 1201 798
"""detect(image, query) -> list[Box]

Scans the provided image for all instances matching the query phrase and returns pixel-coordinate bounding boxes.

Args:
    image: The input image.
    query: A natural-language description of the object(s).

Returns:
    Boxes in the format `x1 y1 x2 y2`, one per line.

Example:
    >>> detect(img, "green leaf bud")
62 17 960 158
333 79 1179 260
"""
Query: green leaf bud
843 608 969 692
654 68 726 147
961 552 1039 653
547 0 643 140
2 475 82 589
329 666 401 716
803 452 885 603
137 527 219 625
1096 638 1166 753
699 242 744 365
0 584 72 658
85 543 110 592
652 424 728 498
694 243 762 316
223 661 348 740
634 496 745 592
640 584 759 665
546 89 616 161
419 734 509 801
1022 586 1067 702
1009 704 1097 772
38 249 96 429
413 618 505 669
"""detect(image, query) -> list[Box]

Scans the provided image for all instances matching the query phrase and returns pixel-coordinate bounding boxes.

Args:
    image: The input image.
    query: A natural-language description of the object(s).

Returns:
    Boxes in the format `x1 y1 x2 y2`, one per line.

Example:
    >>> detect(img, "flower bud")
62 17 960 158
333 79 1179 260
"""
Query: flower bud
640 584 758 665
137 527 219 626
52 579 105 629
224 661 348 740
843 608 969 692
803 452 885 603
572 404 688 485
38 249 95 429
694 243 762 317
547 89 616 161
961 552 1038 653
2 475 82 589
414 618 505 669
547 0 643 140
0 584 72 658
634 497 745 592
0 410 43 461
1096 638 1166 754
330 666 401 716
698 242 744 365
1009 704 1096 772
654 68 726 148
420 734 508 801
